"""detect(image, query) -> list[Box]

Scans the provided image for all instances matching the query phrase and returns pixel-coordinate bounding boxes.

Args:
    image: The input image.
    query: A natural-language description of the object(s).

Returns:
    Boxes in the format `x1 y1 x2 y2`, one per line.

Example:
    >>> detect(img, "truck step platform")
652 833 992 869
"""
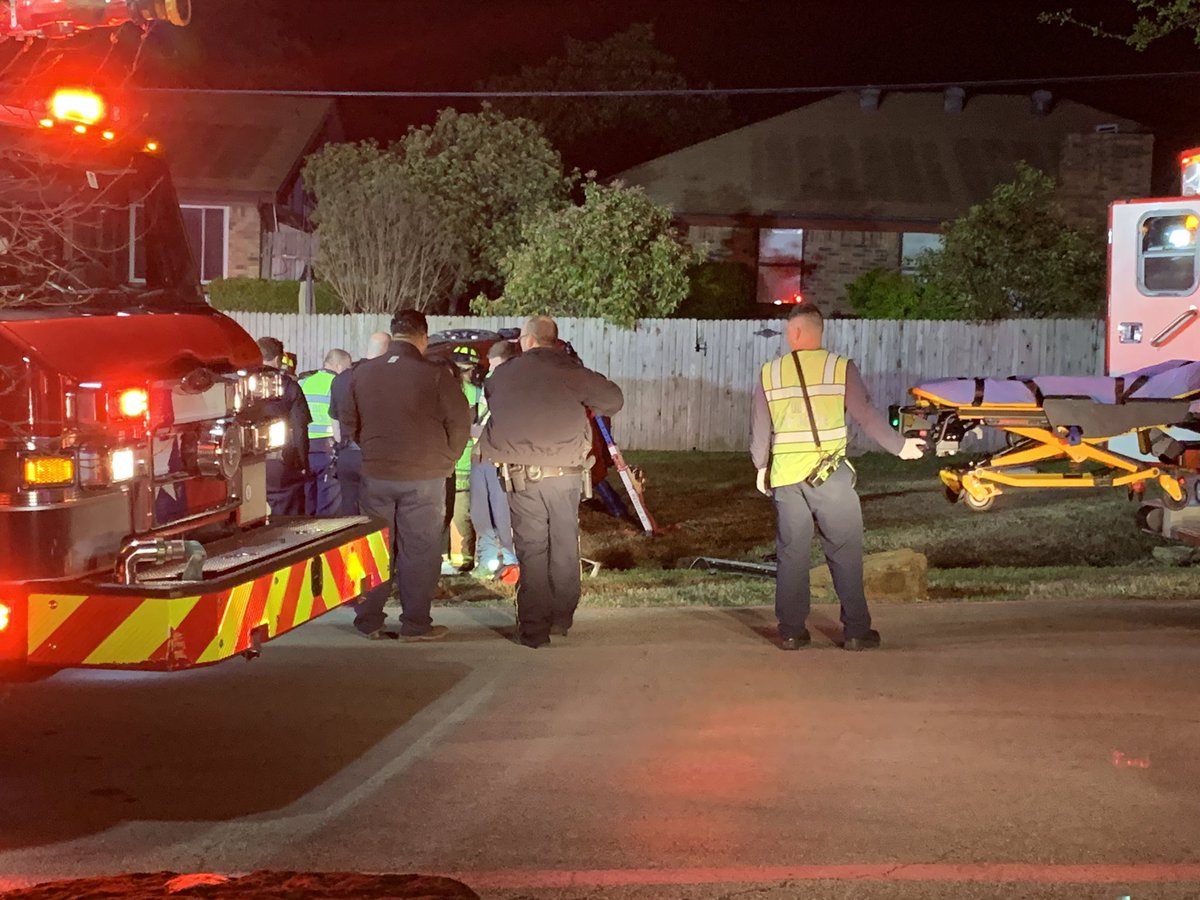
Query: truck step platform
140 516 373 583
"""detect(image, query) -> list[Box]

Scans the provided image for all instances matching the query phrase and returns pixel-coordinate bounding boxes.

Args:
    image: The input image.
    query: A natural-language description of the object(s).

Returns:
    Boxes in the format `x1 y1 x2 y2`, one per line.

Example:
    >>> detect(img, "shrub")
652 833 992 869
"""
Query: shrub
673 261 759 319
205 278 344 314
845 268 960 319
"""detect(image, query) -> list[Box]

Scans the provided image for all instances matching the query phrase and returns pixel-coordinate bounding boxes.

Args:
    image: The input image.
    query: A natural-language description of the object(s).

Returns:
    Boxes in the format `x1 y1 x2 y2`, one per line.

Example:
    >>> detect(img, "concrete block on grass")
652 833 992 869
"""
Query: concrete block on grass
811 548 928 602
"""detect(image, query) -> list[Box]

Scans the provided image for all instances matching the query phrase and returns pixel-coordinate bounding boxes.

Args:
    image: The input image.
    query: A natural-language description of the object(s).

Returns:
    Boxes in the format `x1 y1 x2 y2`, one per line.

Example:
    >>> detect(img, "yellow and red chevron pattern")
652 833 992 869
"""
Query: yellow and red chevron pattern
21 529 389 670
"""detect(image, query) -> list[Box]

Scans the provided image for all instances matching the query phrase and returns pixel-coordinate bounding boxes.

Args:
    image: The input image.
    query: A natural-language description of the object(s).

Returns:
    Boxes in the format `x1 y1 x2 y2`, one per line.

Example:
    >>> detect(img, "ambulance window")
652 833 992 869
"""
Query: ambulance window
1141 214 1199 295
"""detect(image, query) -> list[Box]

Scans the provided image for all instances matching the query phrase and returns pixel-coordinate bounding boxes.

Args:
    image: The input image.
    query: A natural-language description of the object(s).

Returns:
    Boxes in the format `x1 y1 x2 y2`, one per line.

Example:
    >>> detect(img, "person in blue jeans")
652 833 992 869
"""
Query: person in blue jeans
469 340 520 579
340 310 471 641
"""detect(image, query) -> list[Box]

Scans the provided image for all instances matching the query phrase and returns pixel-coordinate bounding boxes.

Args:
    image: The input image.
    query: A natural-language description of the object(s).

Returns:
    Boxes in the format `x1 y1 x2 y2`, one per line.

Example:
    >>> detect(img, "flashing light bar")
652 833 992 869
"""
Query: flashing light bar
51 88 106 126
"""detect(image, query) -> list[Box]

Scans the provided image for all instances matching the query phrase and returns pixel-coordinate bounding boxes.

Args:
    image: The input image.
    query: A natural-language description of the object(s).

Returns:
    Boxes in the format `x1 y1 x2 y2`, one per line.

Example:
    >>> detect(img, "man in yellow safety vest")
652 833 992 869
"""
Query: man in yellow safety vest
300 348 353 515
750 304 924 651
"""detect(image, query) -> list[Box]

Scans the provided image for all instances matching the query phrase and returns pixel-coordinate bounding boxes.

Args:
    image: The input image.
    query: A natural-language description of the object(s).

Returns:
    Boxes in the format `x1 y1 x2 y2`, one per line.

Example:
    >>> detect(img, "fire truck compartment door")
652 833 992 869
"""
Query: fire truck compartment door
1109 199 1200 375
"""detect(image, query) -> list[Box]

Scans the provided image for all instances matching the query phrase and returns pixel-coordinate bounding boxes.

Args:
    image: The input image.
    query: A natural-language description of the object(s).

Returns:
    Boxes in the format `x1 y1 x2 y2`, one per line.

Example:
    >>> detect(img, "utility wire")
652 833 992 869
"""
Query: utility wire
132 70 1200 98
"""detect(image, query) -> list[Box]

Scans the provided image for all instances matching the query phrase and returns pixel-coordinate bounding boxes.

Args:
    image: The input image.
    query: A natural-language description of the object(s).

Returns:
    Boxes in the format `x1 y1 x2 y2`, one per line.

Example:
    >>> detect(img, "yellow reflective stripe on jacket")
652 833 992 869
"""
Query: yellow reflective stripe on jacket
760 349 848 487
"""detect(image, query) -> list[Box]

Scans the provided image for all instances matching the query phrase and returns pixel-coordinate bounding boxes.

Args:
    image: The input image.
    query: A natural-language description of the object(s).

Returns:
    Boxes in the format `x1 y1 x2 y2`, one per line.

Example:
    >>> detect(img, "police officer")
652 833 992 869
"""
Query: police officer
301 348 352 516
342 310 471 641
329 332 391 516
750 304 924 652
480 315 624 648
255 337 311 516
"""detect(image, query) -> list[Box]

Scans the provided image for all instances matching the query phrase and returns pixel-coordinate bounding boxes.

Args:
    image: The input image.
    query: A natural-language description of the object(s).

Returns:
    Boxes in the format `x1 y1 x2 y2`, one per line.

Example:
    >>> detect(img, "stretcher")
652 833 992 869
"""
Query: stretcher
897 359 1200 512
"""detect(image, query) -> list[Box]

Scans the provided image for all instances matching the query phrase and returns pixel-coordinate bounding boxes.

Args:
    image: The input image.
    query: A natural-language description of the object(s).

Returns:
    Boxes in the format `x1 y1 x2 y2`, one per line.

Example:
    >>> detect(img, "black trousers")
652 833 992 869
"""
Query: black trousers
337 444 363 516
353 475 445 637
507 475 582 641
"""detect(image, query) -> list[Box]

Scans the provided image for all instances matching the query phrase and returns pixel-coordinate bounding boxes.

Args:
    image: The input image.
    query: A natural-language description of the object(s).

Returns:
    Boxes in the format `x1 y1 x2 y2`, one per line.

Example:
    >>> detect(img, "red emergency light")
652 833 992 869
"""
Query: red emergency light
772 292 805 306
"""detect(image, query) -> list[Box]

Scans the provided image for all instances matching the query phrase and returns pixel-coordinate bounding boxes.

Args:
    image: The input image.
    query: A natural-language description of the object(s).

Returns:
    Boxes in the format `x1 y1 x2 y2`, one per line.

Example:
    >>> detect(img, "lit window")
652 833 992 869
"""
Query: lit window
1140 214 1199 296
900 232 943 274
757 228 804 305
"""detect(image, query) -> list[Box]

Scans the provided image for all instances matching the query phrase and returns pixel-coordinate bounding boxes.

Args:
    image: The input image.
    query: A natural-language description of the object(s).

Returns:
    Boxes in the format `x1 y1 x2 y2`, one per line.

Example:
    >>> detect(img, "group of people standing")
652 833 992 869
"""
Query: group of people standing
257 302 924 653
259 312 623 649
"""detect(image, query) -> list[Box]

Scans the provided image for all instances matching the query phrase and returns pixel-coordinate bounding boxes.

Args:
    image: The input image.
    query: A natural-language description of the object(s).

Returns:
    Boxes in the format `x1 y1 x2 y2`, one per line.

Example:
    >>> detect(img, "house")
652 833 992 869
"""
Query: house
137 92 341 283
614 89 1153 314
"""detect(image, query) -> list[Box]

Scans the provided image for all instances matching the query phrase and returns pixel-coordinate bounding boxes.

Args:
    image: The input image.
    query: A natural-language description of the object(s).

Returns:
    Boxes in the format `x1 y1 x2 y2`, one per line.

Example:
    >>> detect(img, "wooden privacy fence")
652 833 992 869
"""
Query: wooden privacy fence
225 313 1106 453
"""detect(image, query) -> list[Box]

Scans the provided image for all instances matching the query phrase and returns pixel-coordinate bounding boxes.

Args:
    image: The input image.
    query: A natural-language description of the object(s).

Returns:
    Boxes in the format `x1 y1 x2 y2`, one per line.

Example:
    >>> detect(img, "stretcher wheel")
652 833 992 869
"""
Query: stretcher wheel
942 485 961 505
961 491 995 512
1163 482 1191 511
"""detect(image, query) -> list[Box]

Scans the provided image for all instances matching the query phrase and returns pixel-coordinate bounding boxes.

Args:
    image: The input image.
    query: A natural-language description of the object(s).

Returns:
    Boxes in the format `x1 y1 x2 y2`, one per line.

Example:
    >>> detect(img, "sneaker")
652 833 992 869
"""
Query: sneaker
440 560 463 576
516 632 550 649
779 629 811 651
843 629 882 651
550 623 570 637
366 628 399 641
469 563 497 580
401 625 450 642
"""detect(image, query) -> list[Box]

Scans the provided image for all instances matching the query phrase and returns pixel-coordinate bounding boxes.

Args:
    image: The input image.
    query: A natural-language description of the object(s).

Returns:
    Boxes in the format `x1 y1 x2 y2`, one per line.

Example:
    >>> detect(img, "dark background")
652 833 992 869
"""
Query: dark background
134 0 1200 185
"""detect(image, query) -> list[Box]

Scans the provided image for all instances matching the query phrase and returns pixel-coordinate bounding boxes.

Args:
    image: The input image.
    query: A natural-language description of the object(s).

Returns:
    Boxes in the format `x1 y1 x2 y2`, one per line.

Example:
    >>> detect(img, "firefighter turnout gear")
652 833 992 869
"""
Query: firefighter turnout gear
761 349 849 488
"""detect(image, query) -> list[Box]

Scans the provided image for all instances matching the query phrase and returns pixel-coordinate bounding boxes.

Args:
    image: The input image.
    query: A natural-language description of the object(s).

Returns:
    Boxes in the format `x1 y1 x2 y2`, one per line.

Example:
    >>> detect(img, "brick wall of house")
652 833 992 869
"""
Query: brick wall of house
802 229 901 315
227 203 262 278
1056 132 1154 230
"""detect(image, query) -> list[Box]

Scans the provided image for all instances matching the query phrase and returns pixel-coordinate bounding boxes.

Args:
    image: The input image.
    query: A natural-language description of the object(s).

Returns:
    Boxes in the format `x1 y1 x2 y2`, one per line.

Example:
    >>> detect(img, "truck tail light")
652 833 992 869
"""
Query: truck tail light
267 420 287 449
116 388 149 419
110 449 137 482
23 456 75 486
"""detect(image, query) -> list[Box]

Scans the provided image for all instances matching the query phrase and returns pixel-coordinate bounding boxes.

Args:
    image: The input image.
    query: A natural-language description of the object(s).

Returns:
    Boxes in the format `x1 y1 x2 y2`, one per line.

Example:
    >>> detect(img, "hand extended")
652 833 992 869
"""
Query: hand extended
898 437 926 460
756 467 771 496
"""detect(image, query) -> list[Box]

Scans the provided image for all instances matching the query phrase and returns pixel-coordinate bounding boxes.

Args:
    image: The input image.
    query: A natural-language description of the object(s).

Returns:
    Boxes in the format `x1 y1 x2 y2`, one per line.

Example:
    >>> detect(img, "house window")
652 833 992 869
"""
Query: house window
757 228 804 305
687 225 736 260
1140 213 1199 295
130 205 229 283
900 232 943 274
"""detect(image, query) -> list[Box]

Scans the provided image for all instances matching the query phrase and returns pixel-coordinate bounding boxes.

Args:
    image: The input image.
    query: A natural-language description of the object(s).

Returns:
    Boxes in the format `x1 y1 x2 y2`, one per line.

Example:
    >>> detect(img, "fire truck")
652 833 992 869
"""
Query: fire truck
0 2 389 672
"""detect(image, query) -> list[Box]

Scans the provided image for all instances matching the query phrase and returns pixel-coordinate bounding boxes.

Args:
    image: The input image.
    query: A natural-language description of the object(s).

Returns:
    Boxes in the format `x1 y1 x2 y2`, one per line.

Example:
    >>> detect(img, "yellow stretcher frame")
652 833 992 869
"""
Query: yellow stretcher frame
908 390 1188 512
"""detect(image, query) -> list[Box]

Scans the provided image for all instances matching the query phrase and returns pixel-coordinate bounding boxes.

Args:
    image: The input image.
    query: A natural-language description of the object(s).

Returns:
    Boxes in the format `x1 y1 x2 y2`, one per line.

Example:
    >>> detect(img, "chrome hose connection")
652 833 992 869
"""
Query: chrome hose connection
115 538 206 584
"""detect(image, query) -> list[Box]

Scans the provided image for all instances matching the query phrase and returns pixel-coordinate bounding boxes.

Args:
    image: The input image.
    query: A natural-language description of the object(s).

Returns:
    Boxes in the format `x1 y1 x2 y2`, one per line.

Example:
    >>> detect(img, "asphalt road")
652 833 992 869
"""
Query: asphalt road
1 597 1199 900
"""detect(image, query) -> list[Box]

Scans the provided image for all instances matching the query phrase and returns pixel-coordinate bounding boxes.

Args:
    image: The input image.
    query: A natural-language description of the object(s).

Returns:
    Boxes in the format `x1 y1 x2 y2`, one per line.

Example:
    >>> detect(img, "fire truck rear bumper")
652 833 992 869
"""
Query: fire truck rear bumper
0 517 390 671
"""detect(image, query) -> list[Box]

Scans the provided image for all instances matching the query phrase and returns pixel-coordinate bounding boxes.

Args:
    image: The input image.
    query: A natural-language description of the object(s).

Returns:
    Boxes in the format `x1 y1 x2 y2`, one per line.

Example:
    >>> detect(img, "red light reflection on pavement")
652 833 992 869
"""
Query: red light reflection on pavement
1112 750 1151 769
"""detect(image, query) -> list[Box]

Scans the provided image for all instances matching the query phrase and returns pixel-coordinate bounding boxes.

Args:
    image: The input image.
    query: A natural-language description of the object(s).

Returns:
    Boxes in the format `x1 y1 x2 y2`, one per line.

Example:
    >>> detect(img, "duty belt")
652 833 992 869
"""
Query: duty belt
507 464 583 480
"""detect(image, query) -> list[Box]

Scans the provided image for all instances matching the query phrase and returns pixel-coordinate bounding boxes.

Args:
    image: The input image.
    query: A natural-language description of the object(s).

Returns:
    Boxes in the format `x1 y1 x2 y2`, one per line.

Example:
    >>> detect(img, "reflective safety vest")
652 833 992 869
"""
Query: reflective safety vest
300 369 336 441
761 349 849 488
454 380 482 489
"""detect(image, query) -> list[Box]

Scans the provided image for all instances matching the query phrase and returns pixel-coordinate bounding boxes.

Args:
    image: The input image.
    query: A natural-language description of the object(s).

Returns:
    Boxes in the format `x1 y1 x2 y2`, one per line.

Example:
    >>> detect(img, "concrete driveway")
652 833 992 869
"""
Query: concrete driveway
1 597 1198 899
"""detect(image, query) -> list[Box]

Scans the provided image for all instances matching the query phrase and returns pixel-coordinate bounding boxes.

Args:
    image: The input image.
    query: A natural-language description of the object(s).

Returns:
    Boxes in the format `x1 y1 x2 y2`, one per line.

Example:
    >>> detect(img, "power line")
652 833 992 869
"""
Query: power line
132 70 1200 99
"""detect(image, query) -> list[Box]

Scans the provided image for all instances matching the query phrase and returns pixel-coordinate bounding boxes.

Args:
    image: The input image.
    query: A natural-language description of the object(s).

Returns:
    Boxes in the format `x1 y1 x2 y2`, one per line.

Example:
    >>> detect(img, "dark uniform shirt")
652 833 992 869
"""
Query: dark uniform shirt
480 346 624 468
341 340 471 481
328 360 361 447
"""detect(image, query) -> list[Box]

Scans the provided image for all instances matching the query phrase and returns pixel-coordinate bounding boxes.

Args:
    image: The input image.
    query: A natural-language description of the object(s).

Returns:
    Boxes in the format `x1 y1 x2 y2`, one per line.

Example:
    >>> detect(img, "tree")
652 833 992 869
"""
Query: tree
396 106 572 306
481 23 733 164
473 180 701 328
915 162 1106 319
1040 1 1200 50
303 142 458 313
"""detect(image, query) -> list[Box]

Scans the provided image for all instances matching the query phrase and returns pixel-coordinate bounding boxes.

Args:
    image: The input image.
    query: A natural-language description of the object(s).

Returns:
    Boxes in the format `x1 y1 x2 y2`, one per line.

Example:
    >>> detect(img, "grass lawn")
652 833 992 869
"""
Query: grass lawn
439 451 1198 608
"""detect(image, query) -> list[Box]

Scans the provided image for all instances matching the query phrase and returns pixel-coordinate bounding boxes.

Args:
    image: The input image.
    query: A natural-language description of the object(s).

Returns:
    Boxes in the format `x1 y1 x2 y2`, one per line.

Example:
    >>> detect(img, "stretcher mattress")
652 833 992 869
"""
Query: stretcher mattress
914 359 1200 408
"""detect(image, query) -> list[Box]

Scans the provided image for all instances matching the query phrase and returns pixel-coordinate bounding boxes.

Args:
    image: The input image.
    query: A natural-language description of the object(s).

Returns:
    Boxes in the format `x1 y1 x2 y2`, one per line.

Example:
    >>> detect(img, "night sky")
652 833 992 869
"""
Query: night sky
142 0 1200 182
